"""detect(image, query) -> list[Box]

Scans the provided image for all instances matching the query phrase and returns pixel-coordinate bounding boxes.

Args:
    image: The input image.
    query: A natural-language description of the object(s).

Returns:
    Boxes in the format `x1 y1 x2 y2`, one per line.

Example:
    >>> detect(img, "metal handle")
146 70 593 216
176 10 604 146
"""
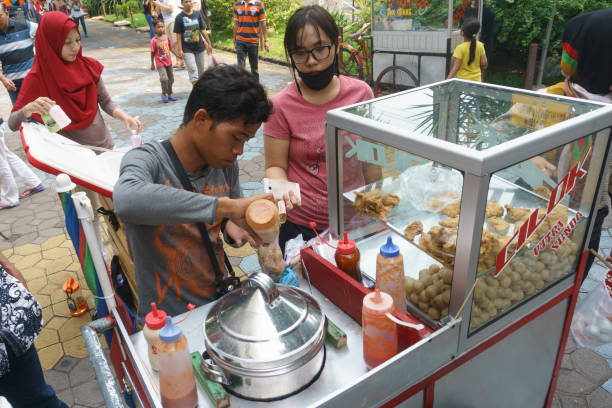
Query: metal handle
246 272 280 305
200 353 230 385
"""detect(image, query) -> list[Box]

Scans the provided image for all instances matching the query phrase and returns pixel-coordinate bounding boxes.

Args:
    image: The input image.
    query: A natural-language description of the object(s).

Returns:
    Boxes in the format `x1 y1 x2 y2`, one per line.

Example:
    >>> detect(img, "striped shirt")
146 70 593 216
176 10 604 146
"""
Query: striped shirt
0 19 37 81
233 0 265 45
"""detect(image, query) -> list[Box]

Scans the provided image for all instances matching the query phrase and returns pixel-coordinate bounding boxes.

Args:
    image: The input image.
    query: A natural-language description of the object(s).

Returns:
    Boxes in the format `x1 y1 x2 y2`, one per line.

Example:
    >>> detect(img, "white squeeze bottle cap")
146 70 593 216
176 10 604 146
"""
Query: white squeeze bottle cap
130 129 142 148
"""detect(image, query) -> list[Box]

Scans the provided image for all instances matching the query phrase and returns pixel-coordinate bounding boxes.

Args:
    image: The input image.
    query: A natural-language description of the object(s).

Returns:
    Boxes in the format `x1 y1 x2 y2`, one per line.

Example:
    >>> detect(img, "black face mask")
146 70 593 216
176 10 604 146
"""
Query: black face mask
296 55 337 91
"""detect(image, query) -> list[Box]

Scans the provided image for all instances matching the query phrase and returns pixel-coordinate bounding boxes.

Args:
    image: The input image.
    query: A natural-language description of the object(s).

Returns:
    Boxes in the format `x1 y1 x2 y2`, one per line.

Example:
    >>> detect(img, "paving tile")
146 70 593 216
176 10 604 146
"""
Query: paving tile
55 388 74 407
59 314 92 342
45 256 76 274
12 232 39 247
46 316 69 331
555 368 598 394
21 266 46 280
603 377 612 394
52 300 73 318
41 304 53 323
73 379 105 407
586 387 612 408
224 242 256 257
35 327 59 349
44 247 73 260
42 235 69 251
63 335 90 359
69 357 96 388
43 369 70 391
571 348 612 385
595 342 612 359
38 294 51 308
561 354 573 370
28 276 48 294
38 343 63 371
565 335 577 353
53 355 80 373
551 394 561 408
559 394 588 408
14 252 42 270
13 243 41 256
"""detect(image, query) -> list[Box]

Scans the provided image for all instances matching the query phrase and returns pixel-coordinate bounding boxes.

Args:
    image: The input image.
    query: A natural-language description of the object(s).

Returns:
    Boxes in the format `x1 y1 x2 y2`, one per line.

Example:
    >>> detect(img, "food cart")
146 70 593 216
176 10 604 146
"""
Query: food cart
98 80 611 407
371 0 482 86
22 78 612 406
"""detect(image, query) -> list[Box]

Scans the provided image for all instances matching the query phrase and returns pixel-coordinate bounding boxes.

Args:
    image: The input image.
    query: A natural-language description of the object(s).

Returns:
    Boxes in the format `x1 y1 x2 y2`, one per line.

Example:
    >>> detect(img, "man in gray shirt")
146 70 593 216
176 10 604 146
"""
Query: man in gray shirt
114 65 274 324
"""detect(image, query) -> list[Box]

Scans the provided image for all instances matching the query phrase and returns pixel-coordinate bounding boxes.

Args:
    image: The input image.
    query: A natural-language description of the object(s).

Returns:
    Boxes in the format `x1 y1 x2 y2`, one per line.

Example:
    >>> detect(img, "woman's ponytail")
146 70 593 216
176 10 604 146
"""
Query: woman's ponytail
461 18 480 66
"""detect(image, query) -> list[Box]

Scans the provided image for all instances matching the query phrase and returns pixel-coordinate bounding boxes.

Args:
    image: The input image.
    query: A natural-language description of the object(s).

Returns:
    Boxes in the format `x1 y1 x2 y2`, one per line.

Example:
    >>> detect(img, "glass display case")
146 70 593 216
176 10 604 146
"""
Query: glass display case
325 79 612 343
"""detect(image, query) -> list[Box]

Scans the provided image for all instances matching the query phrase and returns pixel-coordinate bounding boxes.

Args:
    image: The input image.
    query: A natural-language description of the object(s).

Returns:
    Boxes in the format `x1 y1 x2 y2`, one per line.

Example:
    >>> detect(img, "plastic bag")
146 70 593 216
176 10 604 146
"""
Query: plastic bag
279 266 299 287
257 243 285 282
399 163 463 212
571 270 612 348
308 230 338 267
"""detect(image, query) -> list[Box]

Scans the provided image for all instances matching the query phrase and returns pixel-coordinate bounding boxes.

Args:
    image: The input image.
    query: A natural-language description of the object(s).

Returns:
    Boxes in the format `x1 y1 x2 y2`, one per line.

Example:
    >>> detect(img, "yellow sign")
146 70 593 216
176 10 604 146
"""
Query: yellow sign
510 94 571 130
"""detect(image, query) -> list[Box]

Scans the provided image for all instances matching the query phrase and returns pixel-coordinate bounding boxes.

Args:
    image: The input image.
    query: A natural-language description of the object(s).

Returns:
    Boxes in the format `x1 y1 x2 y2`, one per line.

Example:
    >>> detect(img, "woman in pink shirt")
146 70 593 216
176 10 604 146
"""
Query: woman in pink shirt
264 5 377 252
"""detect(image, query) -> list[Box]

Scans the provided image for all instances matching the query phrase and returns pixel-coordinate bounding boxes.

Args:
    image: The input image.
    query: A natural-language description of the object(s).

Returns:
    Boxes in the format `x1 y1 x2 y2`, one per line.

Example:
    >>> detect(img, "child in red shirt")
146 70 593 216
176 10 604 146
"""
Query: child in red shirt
150 19 176 103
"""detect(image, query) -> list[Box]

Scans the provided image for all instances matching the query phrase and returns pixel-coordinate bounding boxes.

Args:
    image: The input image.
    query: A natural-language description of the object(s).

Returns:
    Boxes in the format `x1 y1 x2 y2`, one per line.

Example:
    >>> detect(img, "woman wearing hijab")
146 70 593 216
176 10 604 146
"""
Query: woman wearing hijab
8 12 142 150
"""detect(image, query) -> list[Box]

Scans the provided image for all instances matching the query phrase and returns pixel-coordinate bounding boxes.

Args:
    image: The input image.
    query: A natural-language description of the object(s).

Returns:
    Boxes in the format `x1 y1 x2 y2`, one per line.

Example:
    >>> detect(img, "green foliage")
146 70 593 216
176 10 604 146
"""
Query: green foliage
490 0 612 56
207 0 301 32
343 0 371 34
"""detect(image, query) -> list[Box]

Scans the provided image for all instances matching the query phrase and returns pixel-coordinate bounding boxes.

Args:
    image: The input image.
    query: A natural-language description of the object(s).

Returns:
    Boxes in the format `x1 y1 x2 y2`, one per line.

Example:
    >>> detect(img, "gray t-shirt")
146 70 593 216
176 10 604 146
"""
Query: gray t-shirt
113 141 241 324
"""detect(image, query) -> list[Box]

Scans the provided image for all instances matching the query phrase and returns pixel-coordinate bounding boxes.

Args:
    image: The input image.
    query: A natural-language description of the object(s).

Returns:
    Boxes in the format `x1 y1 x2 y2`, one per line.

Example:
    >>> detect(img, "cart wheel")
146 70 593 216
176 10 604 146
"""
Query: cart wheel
374 65 419 97
339 47 364 80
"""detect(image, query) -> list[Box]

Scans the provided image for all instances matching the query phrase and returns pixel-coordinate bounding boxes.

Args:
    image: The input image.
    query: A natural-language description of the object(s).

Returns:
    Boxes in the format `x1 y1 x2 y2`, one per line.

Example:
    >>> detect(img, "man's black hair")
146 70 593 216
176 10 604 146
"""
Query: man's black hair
183 64 273 128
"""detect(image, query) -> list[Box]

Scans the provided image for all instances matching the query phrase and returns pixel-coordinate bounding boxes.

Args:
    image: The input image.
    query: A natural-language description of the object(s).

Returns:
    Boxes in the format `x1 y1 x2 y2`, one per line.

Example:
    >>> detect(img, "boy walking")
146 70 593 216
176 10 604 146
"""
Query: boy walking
233 0 268 80
174 0 212 85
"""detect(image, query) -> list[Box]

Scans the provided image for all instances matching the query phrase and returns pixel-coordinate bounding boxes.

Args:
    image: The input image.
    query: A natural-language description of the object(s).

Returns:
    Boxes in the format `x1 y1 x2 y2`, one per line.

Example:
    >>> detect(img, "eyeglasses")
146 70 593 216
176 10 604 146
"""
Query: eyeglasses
290 44 333 64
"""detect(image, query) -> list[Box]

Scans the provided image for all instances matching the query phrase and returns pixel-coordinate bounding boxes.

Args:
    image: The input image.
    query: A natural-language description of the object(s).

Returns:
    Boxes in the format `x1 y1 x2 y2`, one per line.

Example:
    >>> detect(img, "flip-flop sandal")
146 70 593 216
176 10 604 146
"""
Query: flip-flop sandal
0 203 19 210
19 184 45 199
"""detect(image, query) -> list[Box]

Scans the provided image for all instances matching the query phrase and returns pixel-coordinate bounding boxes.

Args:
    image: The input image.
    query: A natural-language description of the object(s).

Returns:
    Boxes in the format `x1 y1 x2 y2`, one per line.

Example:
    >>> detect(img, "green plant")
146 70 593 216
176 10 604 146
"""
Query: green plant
343 0 371 34
490 0 612 58
207 0 300 32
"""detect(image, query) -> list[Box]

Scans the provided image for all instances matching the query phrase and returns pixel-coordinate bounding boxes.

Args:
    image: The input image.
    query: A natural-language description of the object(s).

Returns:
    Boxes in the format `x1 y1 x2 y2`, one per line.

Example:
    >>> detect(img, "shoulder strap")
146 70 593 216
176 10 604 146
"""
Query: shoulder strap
161 140 235 286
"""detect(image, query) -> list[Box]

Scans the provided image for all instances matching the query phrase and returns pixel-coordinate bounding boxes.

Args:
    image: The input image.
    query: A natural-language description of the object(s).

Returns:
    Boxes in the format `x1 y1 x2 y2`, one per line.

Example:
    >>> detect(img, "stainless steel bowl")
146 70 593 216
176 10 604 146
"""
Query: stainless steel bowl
202 272 327 400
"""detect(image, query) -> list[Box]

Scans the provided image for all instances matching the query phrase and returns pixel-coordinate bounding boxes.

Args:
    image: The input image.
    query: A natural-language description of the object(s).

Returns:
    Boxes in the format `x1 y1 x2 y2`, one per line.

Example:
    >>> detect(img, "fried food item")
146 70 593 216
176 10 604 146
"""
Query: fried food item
439 217 459 228
488 217 509 235
505 204 531 222
440 202 461 218
404 221 423 240
353 189 400 222
534 186 552 198
485 200 504 218
426 191 459 211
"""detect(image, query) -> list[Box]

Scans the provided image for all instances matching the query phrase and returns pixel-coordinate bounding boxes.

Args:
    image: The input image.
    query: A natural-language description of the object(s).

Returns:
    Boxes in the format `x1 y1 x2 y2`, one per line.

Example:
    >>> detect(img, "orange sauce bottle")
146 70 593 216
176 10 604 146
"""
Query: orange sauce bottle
376 236 406 313
362 289 398 369
335 231 362 282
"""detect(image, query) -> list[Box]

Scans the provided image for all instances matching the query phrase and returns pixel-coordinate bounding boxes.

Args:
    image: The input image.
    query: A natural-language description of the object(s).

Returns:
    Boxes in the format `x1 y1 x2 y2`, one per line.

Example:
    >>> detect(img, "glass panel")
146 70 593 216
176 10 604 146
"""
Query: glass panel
343 82 603 150
340 133 463 323
468 132 606 333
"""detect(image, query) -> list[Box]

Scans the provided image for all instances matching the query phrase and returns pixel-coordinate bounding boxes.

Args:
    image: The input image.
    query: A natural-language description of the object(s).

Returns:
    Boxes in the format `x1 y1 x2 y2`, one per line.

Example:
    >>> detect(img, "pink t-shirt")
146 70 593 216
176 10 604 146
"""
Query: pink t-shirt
150 35 173 68
264 75 374 229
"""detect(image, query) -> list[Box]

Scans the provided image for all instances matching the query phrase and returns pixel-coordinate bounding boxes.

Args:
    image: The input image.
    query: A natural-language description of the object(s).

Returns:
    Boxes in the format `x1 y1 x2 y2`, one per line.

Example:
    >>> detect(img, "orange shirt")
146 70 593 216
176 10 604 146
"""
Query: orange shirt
233 0 265 45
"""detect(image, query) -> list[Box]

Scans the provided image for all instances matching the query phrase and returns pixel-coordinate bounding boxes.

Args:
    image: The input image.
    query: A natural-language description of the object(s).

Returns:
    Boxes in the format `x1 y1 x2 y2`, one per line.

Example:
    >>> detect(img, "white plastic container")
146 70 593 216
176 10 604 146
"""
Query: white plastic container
143 302 166 371
49 104 71 129
130 129 142 148
157 317 197 408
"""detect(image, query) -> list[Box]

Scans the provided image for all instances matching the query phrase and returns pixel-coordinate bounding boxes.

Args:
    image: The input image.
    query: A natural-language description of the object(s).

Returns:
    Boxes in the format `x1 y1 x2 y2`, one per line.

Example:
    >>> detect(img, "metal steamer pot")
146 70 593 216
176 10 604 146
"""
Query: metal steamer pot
201 272 327 400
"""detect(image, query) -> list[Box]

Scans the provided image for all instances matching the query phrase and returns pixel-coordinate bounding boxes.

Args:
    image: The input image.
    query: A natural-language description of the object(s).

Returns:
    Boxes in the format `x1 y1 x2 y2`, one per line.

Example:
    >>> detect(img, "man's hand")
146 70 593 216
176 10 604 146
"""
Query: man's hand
563 76 580 98
264 40 270 52
1 76 16 92
176 49 184 59
150 63 155 71
217 193 275 241
224 220 261 248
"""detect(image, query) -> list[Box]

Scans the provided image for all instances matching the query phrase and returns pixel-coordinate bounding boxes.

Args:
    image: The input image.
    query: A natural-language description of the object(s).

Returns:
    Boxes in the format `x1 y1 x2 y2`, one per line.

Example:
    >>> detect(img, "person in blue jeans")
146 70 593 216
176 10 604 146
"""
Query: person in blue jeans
143 0 156 39
69 0 87 37
0 254 68 408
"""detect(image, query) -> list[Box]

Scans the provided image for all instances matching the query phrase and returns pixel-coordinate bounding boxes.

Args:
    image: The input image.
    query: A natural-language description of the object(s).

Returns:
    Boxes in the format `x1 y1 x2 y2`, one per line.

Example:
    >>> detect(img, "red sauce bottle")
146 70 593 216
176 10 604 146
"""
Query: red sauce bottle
335 231 362 282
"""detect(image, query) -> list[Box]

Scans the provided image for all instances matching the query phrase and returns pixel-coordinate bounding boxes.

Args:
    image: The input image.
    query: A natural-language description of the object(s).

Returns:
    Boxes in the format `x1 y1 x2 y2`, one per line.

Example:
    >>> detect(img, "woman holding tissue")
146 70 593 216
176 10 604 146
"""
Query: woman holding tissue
8 12 142 150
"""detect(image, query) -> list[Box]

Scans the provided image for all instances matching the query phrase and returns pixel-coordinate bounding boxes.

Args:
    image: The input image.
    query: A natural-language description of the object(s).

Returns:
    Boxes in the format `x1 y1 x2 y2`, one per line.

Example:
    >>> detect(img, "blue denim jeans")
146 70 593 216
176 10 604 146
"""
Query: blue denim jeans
73 15 87 36
236 42 259 80
8 78 23 106
0 345 68 408
145 13 155 39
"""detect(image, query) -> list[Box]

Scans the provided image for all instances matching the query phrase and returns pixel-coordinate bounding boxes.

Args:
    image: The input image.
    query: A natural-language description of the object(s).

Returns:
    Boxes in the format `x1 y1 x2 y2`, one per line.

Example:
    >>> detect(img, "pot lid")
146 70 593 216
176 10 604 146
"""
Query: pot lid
203 272 325 370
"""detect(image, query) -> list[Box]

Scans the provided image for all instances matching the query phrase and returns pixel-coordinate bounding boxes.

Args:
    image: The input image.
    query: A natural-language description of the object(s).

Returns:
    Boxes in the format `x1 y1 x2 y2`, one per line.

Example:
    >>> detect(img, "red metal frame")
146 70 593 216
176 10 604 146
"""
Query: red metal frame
20 126 114 198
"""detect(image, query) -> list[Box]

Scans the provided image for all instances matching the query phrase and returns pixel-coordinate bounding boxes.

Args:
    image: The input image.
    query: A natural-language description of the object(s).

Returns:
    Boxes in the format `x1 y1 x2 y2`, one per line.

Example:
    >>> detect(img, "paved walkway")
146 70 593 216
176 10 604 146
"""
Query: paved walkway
0 18 610 408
